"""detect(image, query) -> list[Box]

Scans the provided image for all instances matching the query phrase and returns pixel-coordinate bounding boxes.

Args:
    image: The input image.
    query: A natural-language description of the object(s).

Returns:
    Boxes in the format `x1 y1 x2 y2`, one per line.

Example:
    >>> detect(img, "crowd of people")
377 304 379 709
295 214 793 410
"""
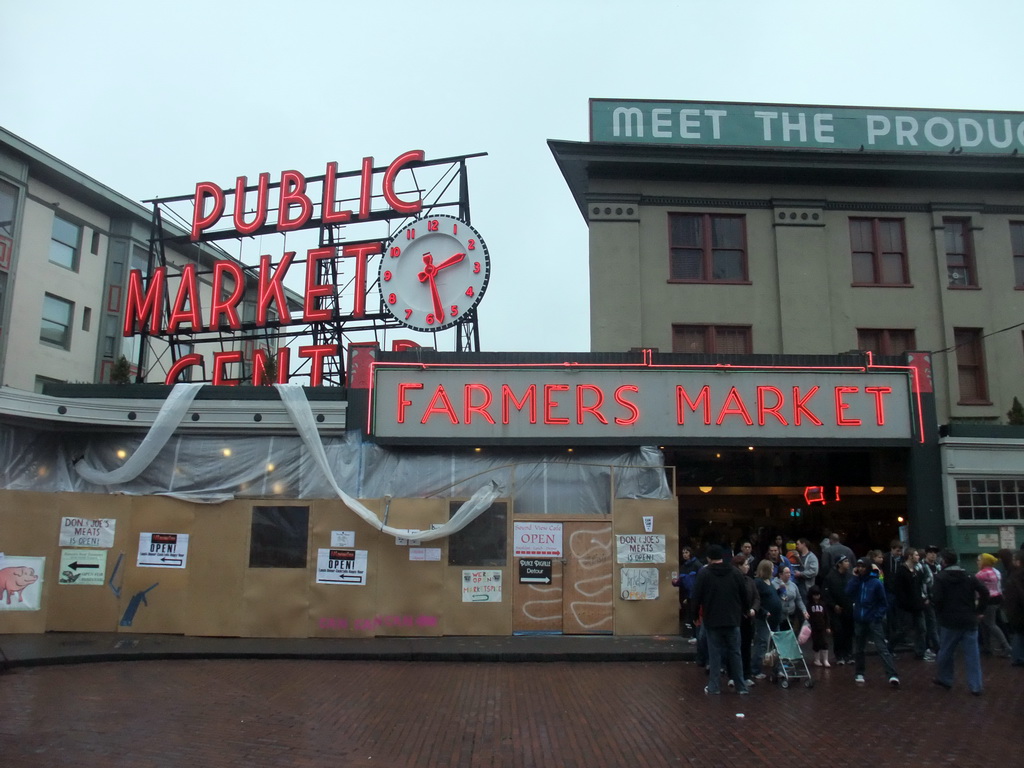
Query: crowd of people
672 531 1024 696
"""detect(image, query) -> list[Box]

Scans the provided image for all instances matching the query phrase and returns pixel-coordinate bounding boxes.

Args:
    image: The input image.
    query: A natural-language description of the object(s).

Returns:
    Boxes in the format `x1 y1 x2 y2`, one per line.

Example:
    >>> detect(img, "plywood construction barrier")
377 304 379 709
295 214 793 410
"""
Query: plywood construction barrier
0 491 678 637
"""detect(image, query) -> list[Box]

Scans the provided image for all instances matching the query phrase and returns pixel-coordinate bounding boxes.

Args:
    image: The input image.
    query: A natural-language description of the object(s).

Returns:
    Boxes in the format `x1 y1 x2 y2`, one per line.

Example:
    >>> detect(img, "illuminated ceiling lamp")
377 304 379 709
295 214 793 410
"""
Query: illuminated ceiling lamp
698 486 713 494
870 485 885 494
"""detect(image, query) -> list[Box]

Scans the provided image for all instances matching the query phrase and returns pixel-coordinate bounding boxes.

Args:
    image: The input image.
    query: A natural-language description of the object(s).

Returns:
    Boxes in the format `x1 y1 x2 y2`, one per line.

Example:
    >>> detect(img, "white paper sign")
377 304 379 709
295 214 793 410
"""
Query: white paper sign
620 567 660 600
59 516 116 548
396 530 422 546
316 549 368 585
58 549 107 586
409 548 441 561
513 521 563 557
137 532 189 568
330 530 355 547
642 516 654 533
0 556 45 611
999 525 1017 550
616 534 666 564
462 569 502 602
977 533 999 548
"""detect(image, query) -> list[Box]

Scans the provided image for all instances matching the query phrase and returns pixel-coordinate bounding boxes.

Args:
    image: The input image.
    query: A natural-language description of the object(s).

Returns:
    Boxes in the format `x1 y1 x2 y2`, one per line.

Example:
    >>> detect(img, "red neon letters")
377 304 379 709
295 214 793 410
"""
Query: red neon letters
189 151 424 241
390 381 894 430
396 382 642 426
675 385 888 428
123 242 378 336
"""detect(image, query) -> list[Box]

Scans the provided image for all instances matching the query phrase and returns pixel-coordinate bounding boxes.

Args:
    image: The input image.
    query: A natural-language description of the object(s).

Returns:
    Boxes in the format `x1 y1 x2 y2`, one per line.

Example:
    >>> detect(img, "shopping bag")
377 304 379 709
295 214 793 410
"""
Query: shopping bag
798 622 811 645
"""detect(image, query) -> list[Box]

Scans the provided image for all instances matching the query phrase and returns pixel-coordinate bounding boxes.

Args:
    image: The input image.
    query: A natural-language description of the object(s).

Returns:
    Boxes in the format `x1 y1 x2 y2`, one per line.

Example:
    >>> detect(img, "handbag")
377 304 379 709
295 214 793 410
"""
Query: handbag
797 622 812 645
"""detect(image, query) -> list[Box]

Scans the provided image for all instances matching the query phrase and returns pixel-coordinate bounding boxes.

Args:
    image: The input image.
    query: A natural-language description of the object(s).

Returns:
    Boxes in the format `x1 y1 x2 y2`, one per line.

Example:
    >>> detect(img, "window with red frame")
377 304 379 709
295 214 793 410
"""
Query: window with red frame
954 328 988 403
945 218 977 287
849 217 909 285
672 324 752 354
857 328 916 357
1011 222 1024 287
669 213 747 282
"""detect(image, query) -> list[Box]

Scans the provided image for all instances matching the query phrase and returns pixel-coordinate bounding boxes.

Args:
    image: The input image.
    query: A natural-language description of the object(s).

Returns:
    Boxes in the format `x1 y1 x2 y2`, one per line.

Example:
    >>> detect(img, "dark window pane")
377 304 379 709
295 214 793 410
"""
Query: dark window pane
671 215 701 247
880 253 905 283
49 241 76 269
711 217 742 248
249 505 309 568
852 252 875 283
0 181 16 238
878 220 903 251
673 327 707 353
447 501 507 567
670 248 704 280
1011 223 1024 254
52 217 79 246
712 250 744 280
714 327 750 354
849 220 872 251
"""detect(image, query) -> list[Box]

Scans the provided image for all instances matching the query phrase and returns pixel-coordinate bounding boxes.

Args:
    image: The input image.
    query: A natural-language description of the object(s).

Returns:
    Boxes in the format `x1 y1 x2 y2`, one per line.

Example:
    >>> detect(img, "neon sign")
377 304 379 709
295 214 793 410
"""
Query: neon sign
370 364 921 444
126 150 457 385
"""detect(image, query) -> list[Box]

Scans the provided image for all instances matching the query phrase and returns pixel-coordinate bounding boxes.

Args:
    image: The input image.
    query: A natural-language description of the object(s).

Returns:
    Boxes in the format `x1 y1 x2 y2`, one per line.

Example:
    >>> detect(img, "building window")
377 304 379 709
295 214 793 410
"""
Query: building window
447 501 507 567
857 329 916 357
40 293 74 349
1011 222 1024 287
953 327 988 403
1 180 18 272
248 506 309 568
669 213 747 282
956 478 1024 521
49 216 81 271
849 218 908 285
0 180 16 239
673 324 752 354
945 218 977 287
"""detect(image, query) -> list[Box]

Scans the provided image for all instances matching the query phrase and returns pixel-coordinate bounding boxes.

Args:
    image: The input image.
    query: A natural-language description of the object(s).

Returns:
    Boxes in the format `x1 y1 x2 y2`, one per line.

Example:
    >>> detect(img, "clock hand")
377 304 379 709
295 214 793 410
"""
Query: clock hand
417 252 435 283
434 252 466 271
427 273 444 323
417 252 447 321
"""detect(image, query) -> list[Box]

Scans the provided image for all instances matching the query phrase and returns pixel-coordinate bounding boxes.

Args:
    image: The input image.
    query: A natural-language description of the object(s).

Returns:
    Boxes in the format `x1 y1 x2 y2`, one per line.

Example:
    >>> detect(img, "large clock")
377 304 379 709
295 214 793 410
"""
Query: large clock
380 214 490 332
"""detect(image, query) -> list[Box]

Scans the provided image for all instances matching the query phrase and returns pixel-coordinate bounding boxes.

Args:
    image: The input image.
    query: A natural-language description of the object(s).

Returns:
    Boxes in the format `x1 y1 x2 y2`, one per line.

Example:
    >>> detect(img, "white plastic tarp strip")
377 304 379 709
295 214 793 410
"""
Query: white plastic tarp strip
73 382 501 540
274 383 501 540
73 383 204 486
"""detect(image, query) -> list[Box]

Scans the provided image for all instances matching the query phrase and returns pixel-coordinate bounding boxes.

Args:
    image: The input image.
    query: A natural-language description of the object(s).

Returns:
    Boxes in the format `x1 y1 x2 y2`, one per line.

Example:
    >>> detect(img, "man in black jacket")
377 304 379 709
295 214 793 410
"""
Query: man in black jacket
823 555 854 664
691 544 754 694
932 549 989 695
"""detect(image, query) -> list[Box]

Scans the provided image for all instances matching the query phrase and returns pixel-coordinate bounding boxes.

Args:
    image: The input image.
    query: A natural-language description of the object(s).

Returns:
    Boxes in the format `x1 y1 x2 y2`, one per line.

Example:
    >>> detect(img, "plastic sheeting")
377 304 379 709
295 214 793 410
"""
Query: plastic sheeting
0 384 672 531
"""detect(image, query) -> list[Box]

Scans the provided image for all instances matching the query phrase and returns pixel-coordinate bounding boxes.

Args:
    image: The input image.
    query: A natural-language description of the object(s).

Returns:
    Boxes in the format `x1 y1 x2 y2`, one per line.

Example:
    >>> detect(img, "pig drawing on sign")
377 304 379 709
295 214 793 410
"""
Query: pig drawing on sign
1 566 38 604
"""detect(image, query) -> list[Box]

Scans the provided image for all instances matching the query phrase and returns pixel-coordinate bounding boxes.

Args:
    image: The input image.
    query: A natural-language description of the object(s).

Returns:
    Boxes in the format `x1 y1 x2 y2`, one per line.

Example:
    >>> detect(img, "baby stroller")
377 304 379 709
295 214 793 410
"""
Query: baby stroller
764 621 814 689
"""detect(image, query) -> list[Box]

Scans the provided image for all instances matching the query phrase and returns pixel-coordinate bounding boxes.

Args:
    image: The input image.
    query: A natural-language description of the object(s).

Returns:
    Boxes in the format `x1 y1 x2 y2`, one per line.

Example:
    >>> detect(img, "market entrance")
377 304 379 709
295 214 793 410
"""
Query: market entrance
512 521 613 635
667 446 910 556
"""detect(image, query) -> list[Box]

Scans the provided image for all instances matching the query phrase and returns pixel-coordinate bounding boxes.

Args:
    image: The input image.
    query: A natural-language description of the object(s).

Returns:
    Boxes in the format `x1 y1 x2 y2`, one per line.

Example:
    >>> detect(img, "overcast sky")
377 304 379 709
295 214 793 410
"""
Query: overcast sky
3 0 1023 355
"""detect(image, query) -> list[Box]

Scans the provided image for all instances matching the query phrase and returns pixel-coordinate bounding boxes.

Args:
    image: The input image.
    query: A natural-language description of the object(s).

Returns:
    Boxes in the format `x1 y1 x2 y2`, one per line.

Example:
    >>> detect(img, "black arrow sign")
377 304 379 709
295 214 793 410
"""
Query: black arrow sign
69 561 100 570
160 557 183 565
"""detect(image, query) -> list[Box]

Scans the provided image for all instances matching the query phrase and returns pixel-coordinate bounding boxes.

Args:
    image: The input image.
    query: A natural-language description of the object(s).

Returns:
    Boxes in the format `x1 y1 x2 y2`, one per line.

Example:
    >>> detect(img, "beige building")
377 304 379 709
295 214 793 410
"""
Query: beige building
0 127 277 391
550 99 1024 556
551 101 1024 426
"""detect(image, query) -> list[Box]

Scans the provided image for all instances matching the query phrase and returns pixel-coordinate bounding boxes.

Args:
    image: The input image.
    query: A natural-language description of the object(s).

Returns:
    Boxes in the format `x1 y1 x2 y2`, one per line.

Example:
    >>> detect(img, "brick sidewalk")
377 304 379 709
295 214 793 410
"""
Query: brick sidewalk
1 653 1020 767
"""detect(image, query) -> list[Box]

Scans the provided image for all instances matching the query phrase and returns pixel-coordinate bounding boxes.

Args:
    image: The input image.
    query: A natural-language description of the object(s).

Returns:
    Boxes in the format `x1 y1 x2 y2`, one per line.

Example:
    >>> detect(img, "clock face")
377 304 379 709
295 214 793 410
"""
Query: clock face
380 214 490 332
